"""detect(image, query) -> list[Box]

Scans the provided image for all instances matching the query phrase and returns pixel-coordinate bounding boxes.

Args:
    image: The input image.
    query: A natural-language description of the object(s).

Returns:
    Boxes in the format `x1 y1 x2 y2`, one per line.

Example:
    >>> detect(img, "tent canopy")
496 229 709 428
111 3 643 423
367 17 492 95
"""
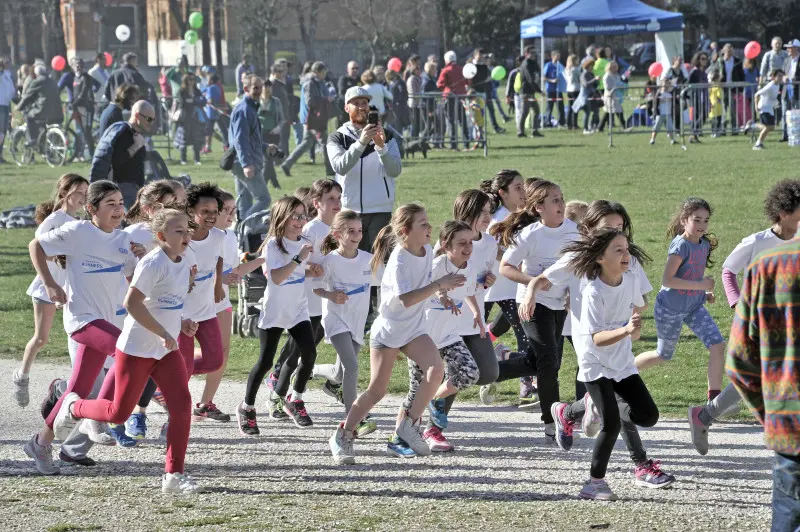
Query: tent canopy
520 0 683 39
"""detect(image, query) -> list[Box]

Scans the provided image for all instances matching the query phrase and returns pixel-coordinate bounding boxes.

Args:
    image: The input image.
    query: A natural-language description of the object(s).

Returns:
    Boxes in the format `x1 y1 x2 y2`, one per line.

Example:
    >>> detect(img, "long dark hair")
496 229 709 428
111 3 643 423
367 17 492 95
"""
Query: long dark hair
320 210 361 255
564 228 650 280
479 169 522 214
436 221 474 257
36 173 89 224
453 189 490 229
492 179 557 248
579 200 633 239
370 204 426 274
666 197 718 267
263 196 307 255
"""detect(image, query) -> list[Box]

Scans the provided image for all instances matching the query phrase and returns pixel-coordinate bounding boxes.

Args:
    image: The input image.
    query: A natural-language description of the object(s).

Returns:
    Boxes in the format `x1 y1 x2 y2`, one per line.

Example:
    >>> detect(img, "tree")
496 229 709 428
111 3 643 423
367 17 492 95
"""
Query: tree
340 0 404 67
433 0 454 53
212 0 224 81
231 0 289 73
451 1 523 61
200 0 212 65
295 0 329 62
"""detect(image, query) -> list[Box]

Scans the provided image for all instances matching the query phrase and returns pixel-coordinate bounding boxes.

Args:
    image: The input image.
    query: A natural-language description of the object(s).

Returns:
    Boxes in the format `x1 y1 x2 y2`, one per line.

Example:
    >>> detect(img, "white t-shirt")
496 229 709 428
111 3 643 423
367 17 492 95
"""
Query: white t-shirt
576 275 644 383
37 220 137 334
182 228 225 322
215 229 239 313
370 245 433 348
27 210 76 302
302 218 331 317
258 237 310 329
320 249 374 345
485 206 516 302
116 247 193 359
124 222 159 254
471 231 498 308
723 228 785 274
756 81 781 114
425 255 478 348
502 219 579 310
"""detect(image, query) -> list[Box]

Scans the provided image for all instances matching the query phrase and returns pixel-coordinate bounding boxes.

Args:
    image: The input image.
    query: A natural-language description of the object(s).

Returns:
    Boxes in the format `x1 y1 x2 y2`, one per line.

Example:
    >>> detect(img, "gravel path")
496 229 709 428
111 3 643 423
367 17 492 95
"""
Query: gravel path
0 359 773 531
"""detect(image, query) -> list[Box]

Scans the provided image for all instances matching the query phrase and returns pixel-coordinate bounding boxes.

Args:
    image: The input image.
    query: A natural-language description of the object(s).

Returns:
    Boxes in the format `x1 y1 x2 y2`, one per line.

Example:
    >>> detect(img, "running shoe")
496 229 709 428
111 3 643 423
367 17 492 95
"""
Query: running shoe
192 402 231 422
78 420 116 446
41 378 64 420
579 478 618 501
284 399 313 428
581 392 602 438
551 402 575 451
108 423 138 447
479 384 496 405
58 450 96 467
12 369 29 408
322 381 344 404
52 392 80 441
269 396 289 420
329 424 356 465
423 426 454 452
395 417 431 456
634 459 676 489
354 415 377 438
519 377 538 402
386 434 417 458
236 404 260 436
23 434 60 475
428 398 448 429
543 426 556 446
125 413 147 440
264 372 279 393
163 472 205 494
493 342 510 361
688 405 709 456
151 390 168 411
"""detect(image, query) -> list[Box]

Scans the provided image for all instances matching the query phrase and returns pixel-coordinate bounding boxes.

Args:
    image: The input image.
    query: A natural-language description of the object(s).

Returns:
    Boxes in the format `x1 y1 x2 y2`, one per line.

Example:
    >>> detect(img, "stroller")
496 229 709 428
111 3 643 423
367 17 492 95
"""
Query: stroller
232 209 270 338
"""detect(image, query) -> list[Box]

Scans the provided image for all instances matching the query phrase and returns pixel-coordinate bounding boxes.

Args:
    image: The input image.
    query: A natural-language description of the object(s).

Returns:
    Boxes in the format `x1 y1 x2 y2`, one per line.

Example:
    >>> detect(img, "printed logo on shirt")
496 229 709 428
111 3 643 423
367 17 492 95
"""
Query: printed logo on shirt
195 270 214 282
362 270 372 276
81 256 124 274
157 293 184 310
116 307 127 316
118 247 130 255
429 297 464 311
282 274 306 286
333 282 370 296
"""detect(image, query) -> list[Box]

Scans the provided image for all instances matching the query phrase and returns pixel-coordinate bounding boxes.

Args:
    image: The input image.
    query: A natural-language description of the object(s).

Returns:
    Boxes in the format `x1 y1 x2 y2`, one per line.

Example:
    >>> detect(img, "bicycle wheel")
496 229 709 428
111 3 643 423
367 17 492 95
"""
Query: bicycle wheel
9 128 30 166
64 127 79 163
43 128 68 167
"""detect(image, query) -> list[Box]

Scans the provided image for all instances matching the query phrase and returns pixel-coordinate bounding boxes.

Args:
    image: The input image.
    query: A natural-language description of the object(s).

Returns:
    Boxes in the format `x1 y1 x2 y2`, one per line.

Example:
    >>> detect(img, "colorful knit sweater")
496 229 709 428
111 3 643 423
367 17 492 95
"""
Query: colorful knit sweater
726 239 800 455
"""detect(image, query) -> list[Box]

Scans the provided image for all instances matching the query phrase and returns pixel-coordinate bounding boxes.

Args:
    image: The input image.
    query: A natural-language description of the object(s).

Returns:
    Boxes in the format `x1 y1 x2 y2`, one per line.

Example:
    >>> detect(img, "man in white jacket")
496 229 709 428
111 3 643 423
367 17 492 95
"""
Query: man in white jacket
0 57 17 163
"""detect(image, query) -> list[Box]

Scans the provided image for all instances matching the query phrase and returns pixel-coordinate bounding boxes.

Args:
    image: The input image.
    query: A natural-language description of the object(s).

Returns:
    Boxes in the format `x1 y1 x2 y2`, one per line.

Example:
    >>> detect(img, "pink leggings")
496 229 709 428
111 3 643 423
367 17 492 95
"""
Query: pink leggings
46 320 120 429
73 349 191 473
178 317 223 378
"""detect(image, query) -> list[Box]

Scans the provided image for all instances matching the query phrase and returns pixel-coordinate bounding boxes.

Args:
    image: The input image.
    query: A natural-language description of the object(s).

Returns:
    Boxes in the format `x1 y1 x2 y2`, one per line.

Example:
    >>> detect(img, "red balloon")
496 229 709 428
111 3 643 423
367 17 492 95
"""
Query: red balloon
744 41 761 59
647 62 663 78
51 55 67 72
104 52 113 67
387 57 402 73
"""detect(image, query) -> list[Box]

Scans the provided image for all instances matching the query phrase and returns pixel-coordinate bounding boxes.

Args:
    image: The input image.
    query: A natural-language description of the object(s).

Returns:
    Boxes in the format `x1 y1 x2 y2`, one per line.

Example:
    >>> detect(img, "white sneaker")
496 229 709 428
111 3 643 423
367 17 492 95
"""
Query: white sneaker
79 419 116 446
53 392 80 441
753 143 764 150
479 384 496 405
579 478 618 501
581 392 602 438
12 369 30 408
23 434 60 475
395 417 431 456
162 472 204 494
329 424 356 465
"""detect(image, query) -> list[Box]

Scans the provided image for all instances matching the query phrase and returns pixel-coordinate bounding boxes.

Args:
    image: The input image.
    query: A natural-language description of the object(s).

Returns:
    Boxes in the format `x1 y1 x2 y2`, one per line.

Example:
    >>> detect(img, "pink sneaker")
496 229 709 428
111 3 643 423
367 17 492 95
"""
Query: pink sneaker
423 426 454 452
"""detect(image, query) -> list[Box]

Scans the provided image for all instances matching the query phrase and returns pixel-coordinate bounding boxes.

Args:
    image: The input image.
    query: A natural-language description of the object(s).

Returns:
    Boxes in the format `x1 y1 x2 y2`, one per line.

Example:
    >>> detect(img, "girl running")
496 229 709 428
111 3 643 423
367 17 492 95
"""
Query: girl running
238 196 319 434
14 174 89 407
24 181 138 475
565 228 659 501
52 208 203 494
417 221 482 452
312 210 376 436
329 204 464 464
689 179 800 455
496 180 579 441
634 198 725 404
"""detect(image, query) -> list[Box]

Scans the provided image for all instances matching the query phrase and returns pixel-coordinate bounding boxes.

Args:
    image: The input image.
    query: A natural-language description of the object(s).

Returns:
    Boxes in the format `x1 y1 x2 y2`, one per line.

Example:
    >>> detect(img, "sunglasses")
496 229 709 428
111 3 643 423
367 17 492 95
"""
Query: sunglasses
140 115 155 123
290 213 308 221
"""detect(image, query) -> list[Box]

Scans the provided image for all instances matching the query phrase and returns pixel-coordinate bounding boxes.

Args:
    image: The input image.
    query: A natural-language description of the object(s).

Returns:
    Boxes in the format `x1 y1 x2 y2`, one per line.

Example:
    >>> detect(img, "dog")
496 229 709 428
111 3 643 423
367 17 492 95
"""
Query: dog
404 139 431 159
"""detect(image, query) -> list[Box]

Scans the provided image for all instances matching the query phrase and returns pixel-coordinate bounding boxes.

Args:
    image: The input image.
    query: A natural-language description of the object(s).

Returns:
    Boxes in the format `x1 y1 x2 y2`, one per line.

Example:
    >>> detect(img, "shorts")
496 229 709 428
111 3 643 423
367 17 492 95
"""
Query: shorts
369 338 390 349
654 302 724 360
32 296 52 305
761 112 776 127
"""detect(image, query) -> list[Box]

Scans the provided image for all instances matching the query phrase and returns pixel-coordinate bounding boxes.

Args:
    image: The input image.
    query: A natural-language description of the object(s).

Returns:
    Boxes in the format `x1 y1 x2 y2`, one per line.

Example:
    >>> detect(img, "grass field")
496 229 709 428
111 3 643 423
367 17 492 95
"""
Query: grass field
0 126 790 417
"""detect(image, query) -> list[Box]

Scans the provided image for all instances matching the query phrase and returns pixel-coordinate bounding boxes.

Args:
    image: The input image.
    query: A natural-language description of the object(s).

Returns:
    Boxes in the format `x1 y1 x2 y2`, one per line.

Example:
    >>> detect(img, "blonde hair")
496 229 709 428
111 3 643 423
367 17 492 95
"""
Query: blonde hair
320 210 361 255
565 200 589 223
148 208 189 236
605 61 618 73
370 203 427 273
125 181 176 223
566 54 579 69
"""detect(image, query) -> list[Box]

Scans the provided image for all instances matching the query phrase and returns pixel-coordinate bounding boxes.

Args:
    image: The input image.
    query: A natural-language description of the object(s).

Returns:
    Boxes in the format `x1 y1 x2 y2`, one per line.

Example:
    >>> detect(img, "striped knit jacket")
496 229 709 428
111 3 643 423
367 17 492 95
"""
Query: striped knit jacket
726 239 800 455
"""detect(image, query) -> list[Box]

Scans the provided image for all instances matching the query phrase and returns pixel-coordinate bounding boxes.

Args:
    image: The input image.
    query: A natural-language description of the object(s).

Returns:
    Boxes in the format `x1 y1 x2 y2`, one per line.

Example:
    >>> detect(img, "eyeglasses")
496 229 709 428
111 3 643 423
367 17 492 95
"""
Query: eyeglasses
141 115 155 123
290 214 308 221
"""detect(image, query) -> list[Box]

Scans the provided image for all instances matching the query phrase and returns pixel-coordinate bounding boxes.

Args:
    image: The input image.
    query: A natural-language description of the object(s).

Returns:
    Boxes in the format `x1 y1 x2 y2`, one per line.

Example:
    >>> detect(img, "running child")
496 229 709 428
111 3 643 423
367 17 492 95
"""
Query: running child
689 179 800 455
329 204 464 464
238 196 319 434
24 181 137 475
558 200 588 353
14 174 89 407
753 69 785 150
649 78 677 145
52 208 203 494
634 198 725 404
566 228 660 501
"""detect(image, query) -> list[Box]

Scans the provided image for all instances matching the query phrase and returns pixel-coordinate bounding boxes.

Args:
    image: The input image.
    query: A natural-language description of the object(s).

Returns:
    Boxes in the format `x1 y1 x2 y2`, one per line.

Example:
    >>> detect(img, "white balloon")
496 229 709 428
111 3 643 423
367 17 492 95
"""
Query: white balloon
462 63 477 79
115 24 131 42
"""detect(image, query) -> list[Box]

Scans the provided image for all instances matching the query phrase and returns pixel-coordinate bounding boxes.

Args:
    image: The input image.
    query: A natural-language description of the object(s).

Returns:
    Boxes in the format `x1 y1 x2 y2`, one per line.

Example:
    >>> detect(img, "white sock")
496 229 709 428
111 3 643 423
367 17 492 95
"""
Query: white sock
242 403 254 411
292 390 303 401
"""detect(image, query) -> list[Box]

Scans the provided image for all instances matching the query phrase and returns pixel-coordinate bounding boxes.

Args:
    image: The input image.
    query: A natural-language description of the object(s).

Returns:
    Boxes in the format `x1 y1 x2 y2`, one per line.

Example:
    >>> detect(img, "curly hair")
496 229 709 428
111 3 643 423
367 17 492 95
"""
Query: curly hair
185 182 223 211
764 179 800 224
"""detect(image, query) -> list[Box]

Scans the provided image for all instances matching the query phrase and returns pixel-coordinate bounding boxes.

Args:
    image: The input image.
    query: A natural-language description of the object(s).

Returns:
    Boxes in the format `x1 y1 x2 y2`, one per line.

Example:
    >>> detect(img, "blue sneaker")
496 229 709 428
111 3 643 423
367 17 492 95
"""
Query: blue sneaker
108 423 138 448
125 413 147 440
386 434 417 458
428 398 448 429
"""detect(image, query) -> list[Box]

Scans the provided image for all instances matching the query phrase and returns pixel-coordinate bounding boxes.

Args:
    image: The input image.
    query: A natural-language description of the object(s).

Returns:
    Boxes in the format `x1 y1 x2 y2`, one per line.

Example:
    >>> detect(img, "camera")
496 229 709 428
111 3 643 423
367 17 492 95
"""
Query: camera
367 105 380 126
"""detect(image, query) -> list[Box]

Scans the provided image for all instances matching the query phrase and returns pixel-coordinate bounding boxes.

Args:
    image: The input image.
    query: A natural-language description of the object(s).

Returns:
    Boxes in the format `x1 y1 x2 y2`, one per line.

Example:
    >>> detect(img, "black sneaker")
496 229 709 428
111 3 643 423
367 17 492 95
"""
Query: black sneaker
283 399 313 428
192 402 231 423
532 130 544 138
41 378 64 420
269 397 289 420
59 450 96 467
236 403 260 436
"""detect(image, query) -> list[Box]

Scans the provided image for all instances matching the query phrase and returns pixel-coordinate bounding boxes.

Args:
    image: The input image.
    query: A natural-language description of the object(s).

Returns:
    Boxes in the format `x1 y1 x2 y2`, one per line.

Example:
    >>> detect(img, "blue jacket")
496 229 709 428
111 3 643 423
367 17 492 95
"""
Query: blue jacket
229 95 263 169
90 121 142 183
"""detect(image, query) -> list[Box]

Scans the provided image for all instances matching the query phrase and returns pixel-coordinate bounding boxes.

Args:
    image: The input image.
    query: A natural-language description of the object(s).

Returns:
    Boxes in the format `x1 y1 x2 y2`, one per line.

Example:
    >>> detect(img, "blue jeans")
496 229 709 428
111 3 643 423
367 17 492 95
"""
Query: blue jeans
232 162 271 219
773 452 800 532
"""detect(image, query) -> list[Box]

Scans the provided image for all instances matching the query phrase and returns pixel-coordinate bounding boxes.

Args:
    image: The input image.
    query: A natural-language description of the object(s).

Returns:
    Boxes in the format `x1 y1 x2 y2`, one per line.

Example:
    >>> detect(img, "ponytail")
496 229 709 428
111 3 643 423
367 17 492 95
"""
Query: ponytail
35 201 56 225
491 210 539 248
370 224 397 274
320 233 339 255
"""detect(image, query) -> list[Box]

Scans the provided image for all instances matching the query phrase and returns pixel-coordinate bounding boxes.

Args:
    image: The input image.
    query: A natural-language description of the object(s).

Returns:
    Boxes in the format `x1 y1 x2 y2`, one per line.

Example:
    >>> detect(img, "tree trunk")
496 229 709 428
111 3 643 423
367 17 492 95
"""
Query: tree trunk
706 0 718 42
0 2 7 57
22 3 44 62
435 0 453 54
297 0 321 61
212 0 224 81
168 0 186 32
263 30 271 75
201 0 211 65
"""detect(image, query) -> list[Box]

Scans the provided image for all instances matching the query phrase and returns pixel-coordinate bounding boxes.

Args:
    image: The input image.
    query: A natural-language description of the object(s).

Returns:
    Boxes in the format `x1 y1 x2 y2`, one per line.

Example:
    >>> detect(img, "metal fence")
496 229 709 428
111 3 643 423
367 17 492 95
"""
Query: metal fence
407 93 490 157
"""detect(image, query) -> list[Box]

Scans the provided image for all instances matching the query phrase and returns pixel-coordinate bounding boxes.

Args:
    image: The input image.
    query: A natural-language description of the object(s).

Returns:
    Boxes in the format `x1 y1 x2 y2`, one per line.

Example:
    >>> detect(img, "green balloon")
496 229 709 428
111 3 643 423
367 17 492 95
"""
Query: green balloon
491 66 507 81
189 12 203 29
185 30 198 45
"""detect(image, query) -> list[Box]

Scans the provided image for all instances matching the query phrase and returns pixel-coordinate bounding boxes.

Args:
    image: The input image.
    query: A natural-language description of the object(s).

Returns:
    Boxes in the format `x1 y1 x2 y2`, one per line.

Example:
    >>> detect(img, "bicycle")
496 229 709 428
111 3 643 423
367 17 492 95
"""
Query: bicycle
9 122 70 167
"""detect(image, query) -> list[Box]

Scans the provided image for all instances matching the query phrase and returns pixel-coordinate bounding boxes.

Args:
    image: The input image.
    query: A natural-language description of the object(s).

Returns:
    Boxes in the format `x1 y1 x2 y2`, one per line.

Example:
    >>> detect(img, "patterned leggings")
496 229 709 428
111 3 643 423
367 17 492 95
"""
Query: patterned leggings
485 299 529 353
403 340 479 410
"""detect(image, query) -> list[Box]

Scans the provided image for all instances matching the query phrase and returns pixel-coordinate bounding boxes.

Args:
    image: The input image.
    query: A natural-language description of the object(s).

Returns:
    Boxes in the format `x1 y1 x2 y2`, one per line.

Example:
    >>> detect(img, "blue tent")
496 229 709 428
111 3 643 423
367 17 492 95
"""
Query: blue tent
520 0 683 39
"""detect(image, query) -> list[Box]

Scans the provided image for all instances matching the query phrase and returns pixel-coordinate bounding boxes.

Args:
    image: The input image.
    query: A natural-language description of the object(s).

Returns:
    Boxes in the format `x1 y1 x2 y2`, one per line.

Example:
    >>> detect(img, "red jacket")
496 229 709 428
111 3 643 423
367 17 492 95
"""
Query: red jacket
437 63 468 96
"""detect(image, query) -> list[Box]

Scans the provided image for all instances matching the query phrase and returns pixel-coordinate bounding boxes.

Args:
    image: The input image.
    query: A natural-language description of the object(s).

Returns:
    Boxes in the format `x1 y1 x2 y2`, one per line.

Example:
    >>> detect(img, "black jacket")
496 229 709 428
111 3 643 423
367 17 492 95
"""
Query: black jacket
104 65 151 102
519 57 541 96
17 76 64 124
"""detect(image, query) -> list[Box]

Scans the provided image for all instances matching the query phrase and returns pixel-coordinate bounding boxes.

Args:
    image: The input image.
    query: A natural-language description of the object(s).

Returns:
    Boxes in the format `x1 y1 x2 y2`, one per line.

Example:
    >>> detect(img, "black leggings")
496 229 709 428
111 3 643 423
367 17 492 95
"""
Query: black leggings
137 378 158 408
496 303 566 424
245 321 316 405
584 374 659 478
274 315 324 396
484 299 529 354
598 111 625 131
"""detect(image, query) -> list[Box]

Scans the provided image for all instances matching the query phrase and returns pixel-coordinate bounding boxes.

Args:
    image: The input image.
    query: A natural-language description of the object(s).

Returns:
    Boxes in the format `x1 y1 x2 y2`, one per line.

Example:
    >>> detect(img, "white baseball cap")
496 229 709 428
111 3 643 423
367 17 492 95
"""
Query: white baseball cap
345 86 372 104
785 39 800 48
